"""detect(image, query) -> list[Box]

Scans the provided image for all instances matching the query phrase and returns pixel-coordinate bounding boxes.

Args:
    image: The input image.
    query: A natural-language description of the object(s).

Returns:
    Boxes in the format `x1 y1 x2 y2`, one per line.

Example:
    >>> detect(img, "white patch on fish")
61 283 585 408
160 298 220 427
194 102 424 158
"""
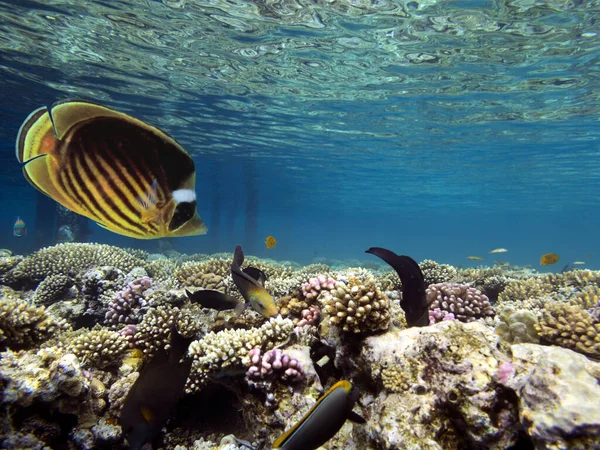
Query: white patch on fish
172 189 196 204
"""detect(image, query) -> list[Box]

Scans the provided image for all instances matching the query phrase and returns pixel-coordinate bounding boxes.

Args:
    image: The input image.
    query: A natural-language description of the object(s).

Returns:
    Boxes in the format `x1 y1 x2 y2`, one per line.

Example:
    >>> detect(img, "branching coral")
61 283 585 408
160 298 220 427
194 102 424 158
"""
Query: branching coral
0 291 70 350
33 275 73 305
420 259 458 286
318 274 390 333
535 303 600 358
245 347 304 384
186 316 294 392
104 277 154 328
12 243 146 284
67 327 128 369
427 282 494 322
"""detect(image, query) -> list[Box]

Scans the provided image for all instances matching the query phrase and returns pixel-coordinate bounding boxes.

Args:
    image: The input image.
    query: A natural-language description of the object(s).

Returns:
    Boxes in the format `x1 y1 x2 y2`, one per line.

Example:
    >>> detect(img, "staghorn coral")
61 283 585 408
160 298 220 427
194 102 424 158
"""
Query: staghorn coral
569 284 600 312
535 302 600 358
427 282 494 322
318 274 390 333
12 243 146 284
0 291 70 350
67 327 128 369
420 259 458 286
498 278 555 304
546 269 600 290
186 316 294 392
32 275 73 306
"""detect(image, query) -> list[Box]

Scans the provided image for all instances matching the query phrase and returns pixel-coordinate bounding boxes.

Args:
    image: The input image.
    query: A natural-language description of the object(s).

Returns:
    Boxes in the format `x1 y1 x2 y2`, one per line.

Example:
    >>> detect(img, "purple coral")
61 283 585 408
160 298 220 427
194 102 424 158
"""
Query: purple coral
245 348 303 383
426 282 494 322
120 324 137 348
428 308 456 325
104 277 153 328
302 275 336 301
296 306 321 327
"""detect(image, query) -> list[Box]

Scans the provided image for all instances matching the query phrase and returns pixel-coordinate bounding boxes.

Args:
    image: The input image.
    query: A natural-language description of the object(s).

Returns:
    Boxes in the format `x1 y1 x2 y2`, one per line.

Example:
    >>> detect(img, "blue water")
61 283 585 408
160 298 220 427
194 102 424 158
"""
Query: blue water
0 0 599 269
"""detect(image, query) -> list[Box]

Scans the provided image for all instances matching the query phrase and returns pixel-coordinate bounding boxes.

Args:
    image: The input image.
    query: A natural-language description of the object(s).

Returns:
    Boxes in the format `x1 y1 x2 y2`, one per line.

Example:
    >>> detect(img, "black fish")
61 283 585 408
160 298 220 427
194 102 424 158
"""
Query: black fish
365 247 429 327
119 327 194 450
185 288 242 311
243 266 268 287
231 245 278 317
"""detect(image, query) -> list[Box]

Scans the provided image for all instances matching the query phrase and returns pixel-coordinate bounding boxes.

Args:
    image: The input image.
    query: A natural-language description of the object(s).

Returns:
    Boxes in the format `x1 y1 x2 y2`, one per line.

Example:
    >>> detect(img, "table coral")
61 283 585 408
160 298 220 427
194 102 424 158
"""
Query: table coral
11 243 147 284
426 282 494 322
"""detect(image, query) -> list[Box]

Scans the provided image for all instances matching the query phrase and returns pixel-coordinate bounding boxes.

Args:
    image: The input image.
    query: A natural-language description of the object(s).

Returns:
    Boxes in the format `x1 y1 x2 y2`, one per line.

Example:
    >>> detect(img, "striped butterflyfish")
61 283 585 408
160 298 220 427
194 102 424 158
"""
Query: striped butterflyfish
272 380 365 450
16 99 208 239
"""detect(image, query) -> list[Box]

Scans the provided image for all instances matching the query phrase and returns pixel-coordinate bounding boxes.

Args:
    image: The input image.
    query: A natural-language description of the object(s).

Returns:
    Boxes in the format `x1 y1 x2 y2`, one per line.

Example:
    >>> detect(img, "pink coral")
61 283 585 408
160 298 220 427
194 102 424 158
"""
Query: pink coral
429 308 456 325
302 275 336 301
296 306 321 327
245 348 303 383
104 276 154 327
426 282 494 322
495 361 514 384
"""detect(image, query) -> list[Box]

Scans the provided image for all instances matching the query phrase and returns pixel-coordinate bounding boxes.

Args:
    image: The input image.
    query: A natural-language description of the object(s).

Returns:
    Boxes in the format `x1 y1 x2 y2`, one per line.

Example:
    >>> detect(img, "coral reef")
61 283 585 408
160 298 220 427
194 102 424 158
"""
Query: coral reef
0 291 70 350
1 245 600 449
426 282 495 322
318 274 390 333
11 243 146 284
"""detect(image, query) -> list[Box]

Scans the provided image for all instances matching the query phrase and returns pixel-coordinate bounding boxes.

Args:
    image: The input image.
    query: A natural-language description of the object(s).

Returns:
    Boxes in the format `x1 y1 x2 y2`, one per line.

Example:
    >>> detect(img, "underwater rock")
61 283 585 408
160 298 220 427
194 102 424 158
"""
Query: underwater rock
359 321 518 449
508 343 600 448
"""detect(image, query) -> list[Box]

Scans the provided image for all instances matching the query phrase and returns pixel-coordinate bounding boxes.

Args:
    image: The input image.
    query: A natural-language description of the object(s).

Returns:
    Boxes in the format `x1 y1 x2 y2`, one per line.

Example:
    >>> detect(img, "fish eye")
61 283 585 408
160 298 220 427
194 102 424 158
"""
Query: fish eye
258 301 264 309
169 201 196 231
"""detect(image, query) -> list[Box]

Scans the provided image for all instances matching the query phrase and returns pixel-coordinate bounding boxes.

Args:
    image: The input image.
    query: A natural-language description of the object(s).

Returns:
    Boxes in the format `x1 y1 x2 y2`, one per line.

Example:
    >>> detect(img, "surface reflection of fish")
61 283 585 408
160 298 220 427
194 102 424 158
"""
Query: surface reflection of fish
231 245 278 317
365 247 429 327
265 235 277 249
13 217 26 237
16 100 207 239
119 327 193 450
273 380 365 450
540 253 560 266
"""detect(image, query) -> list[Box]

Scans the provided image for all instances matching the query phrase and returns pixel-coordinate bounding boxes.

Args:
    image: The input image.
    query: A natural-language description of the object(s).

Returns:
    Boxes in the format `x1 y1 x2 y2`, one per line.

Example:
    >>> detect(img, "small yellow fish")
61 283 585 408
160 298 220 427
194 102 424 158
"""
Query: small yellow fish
540 253 560 266
573 261 586 265
265 235 277 250
489 248 508 254
467 256 484 261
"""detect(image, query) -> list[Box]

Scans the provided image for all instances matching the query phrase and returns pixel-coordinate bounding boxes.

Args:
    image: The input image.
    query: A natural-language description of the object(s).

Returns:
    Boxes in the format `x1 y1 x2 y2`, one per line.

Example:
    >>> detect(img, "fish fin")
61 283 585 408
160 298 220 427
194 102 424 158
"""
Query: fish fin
231 246 262 289
140 405 154 423
49 99 135 140
234 302 247 317
16 106 52 164
243 267 268 286
348 410 366 424
21 154 73 208
95 221 111 230
233 245 245 268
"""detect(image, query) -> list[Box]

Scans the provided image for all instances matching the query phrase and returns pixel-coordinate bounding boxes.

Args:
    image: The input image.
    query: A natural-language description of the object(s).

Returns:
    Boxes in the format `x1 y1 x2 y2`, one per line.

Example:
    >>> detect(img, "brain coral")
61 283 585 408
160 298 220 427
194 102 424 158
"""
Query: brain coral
12 243 147 283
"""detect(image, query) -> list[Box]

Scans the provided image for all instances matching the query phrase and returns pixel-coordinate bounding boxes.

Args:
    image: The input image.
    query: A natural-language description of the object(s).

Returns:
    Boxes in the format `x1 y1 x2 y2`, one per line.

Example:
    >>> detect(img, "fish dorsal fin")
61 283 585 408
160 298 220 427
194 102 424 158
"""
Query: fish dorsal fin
49 100 139 140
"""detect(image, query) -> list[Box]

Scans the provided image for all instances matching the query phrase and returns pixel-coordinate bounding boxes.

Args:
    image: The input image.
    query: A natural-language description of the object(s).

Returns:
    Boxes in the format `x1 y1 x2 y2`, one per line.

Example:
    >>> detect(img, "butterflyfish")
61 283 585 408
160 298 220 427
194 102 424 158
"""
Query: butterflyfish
540 253 560 266
489 248 508 254
231 245 278 318
16 99 207 239
265 235 277 249
467 255 484 261
13 217 26 238
273 380 365 450
119 327 194 450
365 247 429 327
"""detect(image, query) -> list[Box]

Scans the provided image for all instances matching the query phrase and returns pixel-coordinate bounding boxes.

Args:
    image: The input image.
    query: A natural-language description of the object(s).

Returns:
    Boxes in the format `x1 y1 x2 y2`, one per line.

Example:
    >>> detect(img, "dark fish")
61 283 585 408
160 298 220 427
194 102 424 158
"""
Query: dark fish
16 99 207 239
185 288 242 311
119 327 193 450
231 245 278 317
365 247 429 327
272 380 365 450
242 266 268 287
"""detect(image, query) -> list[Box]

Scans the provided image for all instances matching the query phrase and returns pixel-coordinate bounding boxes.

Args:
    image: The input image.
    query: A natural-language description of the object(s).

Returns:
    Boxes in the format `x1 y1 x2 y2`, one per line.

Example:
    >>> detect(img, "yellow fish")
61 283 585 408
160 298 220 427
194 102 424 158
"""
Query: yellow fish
489 248 508 254
16 100 207 239
265 235 277 249
540 253 560 266
467 255 484 261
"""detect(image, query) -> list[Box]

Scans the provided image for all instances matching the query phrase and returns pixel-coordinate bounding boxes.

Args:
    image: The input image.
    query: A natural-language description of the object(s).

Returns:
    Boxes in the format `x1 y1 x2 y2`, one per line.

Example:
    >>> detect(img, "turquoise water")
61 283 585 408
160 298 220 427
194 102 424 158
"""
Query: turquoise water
0 0 599 268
